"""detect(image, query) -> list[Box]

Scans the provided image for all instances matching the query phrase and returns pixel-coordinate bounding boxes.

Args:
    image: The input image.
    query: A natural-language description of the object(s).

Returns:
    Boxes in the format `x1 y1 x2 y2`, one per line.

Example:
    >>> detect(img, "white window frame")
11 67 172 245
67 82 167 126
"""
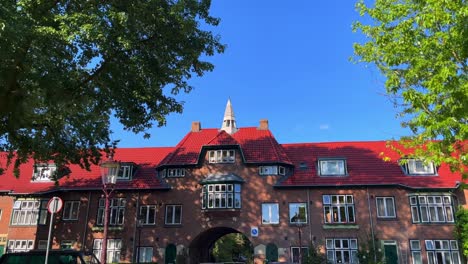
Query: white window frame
93 239 121 263
425 240 460 264
202 183 241 209
410 240 422 264
208 150 235 163
323 195 355 224
32 164 57 182
165 205 182 225
410 195 454 223
167 168 185 177
291 246 308 264
139 205 157 225
117 164 133 180
376 197 396 218
62 201 80 220
289 203 307 224
11 200 47 226
318 159 347 176
137 247 153 263
326 238 358 264
7 240 34 253
402 159 436 175
97 198 126 226
262 203 279 224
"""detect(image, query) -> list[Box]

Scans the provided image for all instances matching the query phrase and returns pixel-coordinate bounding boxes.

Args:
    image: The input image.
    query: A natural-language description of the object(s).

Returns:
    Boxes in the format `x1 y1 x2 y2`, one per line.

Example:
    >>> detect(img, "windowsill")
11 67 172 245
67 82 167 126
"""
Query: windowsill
377 217 397 221
91 226 124 232
164 224 182 228
412 222 455 225
202 208 241 212
262 223 280 226
323 224 359 229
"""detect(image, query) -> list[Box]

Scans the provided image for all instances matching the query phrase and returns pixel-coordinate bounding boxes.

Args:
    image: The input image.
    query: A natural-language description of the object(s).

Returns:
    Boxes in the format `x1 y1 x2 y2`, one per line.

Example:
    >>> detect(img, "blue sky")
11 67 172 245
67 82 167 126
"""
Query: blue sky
111 0 412 147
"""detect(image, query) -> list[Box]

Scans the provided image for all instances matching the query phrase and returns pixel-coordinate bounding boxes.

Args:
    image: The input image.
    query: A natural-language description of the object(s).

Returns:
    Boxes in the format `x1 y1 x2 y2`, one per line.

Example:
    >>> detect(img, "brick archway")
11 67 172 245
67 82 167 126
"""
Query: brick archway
188 226 246 263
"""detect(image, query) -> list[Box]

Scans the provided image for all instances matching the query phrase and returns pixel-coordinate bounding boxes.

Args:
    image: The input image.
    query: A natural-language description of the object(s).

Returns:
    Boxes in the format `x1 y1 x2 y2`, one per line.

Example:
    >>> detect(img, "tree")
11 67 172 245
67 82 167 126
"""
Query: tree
353 0 467 176
0 0 224 175
455 206 468 258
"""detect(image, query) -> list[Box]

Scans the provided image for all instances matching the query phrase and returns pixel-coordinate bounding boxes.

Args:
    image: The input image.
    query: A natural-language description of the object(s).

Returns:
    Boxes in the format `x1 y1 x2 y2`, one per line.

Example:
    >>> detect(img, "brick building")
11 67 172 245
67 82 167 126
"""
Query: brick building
0 99 465 263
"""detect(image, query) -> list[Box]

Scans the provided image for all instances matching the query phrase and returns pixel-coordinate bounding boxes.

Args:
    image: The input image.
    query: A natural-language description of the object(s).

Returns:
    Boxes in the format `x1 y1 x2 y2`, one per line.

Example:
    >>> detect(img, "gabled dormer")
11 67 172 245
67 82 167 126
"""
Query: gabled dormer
117 162 137 181
31 164 57 182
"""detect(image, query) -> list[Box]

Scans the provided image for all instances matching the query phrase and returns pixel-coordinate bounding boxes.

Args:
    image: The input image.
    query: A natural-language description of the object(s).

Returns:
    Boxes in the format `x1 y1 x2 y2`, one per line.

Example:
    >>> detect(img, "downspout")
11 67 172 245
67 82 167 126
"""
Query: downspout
132 192 140 263
82 191 92 251
307 188 312 242
366 187 377 263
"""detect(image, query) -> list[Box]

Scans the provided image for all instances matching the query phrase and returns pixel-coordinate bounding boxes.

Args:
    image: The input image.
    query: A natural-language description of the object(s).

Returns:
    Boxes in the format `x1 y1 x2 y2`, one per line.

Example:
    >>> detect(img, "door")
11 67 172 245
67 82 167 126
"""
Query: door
383 241 398 264
165 244 177 264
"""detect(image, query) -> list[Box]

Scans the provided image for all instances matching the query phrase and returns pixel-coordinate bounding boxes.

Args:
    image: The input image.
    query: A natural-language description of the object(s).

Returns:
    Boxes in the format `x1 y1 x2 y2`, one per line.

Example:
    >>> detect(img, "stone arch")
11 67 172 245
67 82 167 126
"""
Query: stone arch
188 226 251 263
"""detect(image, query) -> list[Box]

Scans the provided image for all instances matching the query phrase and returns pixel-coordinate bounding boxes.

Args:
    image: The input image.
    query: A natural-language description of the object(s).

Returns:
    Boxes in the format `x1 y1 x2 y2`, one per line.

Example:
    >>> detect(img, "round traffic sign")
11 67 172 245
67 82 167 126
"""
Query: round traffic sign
47 197 63 214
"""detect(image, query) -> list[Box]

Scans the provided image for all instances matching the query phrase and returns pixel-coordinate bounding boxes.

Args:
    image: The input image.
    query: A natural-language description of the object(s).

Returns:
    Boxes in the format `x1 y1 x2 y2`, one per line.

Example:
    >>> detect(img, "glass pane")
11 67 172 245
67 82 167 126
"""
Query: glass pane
174 206 181 224
412 252 422 264
410 240 420 250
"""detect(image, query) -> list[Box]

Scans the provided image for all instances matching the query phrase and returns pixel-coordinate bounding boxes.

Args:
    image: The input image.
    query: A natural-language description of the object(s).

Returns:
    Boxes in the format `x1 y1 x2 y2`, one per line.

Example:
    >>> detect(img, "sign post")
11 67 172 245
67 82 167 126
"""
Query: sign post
45 197 63 264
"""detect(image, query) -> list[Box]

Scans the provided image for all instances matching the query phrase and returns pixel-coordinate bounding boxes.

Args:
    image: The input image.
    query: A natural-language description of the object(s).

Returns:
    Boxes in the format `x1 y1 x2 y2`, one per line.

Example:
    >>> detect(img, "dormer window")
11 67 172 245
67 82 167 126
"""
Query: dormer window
318 159 347 176
117 164 135 180
259 166 286 176
167 168 185 177
402 159 436 175
32 164 57 182
208 150 235 163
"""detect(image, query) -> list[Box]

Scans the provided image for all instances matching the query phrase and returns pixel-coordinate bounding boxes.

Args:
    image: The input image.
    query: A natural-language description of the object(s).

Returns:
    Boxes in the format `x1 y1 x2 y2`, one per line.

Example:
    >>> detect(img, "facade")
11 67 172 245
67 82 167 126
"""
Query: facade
0 99 465 264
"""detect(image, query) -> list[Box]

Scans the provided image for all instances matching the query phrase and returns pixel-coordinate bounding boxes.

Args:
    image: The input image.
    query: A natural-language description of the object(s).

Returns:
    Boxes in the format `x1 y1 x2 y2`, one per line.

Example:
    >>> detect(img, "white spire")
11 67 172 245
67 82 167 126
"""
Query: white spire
221 98 237 134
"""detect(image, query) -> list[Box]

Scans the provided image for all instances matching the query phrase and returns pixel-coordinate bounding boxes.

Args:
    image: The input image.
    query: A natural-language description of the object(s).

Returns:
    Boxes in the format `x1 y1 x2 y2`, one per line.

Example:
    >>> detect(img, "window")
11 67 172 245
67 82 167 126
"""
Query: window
289 203 307 224
410 240 422 264
425 240 460 264
259 166 286 176
262 203 279 224
7 240 34 253
60 240 74 249
291 247 308 264
62 201 80 220
93 239 121 263
318 159 347 176
167 168 185 177
402 159 436 175
410 195 454 223
117 164 133 180
37 240 48 250
11 200 47 225
139 205 157 225
97 198 126 226
202 183 241 209
323 195 355 224
137 247 153 263
208 150 235 163
165 205 182 225
376 197 396 218
326 238 358 264
32 164 57 182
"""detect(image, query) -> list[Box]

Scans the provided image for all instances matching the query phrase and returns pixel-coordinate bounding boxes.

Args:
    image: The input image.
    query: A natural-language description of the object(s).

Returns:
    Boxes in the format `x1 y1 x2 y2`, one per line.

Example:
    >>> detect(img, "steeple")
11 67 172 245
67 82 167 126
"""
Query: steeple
221 98 238 134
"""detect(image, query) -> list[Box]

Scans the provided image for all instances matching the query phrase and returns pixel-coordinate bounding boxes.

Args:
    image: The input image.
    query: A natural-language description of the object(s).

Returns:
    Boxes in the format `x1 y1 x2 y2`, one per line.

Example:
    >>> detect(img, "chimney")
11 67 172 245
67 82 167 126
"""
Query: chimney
191 121 201 132
258 119 269 130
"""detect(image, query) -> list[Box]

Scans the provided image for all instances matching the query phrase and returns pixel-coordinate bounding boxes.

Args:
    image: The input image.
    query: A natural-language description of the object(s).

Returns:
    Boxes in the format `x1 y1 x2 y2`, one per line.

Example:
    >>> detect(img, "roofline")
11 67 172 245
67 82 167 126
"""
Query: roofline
273 183 460 191
7 186 172 195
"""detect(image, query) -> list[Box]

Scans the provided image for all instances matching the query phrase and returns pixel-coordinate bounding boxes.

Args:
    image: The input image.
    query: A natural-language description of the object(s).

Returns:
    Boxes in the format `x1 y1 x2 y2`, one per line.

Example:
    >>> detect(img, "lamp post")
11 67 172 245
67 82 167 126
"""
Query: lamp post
100 157 120 264
294 219 304 264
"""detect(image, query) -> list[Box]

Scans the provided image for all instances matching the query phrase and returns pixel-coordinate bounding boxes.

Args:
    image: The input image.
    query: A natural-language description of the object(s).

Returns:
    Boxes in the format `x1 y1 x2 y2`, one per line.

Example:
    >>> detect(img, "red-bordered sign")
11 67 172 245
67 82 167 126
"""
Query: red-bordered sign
47 197 63 214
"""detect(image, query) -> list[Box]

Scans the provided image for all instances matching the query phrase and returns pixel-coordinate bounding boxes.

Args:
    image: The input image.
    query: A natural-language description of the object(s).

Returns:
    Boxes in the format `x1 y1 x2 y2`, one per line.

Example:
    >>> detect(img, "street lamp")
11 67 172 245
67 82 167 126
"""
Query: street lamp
294 219 304 264
100 157 120 264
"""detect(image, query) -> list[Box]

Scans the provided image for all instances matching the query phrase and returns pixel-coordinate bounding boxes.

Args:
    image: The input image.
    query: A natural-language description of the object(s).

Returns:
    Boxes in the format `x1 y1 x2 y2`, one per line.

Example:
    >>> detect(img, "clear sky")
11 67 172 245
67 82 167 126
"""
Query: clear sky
110 0 412 147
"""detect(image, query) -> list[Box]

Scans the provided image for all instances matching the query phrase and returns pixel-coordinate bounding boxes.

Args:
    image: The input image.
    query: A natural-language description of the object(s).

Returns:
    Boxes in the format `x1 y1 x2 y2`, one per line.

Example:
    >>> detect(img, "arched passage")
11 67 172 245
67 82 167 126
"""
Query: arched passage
189 227 251 263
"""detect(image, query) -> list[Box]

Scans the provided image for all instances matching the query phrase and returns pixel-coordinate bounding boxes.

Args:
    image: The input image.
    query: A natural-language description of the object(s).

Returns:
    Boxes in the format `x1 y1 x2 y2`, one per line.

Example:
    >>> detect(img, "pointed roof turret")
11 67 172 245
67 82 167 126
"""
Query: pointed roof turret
221 98 238 134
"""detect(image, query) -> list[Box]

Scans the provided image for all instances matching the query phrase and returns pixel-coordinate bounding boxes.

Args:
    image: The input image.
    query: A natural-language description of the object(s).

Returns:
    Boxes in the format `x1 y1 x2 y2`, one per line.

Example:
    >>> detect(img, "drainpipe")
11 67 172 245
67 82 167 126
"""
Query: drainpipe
366 188 377 263
132 192 140 263
82 191 92 251
307 188 312 243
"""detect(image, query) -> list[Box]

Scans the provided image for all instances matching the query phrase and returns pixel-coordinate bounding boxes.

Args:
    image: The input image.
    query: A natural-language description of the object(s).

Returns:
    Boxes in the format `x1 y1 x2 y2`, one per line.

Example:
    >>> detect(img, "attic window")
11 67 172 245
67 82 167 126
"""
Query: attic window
318 159 347 176
117 164 134 180
259 166 286 176
32 164 57 182
208 150 235 163
402 159 436 175
299 162 308 170
167 168 185 177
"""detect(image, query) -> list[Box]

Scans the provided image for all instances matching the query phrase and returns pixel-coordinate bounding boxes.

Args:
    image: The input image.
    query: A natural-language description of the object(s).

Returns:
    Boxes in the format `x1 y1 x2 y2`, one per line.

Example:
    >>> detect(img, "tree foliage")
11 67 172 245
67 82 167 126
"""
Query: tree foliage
212 233 253 263
353 0 467 176
455 206 468 257
0 0 224 175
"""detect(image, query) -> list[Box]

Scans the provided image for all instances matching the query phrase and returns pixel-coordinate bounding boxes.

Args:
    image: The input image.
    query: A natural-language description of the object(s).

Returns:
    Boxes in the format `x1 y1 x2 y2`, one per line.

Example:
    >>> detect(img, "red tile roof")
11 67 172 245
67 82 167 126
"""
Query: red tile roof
279 141 461 189
158 127 292 165
0 147 174 194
